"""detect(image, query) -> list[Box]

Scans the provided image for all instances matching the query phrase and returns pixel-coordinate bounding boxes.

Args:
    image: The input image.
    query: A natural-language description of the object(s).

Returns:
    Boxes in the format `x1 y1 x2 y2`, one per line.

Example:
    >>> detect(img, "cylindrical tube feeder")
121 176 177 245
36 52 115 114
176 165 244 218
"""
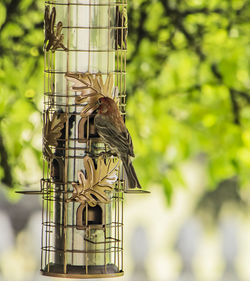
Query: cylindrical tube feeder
37 0 149 278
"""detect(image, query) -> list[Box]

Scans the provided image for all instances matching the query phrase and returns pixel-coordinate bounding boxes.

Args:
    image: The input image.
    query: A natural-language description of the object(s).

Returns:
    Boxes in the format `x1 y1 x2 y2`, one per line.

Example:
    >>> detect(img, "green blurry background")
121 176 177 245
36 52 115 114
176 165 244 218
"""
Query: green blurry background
1 0 250 280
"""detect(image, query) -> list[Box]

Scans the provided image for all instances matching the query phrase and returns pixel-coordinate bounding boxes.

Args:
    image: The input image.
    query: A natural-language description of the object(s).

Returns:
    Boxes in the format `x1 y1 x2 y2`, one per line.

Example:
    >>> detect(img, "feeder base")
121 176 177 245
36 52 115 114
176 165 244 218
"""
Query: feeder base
41 263 123 279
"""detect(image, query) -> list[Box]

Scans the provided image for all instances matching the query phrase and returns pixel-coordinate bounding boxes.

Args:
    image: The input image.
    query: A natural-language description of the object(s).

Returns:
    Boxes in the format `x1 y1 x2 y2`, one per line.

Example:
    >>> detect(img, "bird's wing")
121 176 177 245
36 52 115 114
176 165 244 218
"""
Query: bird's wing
95 115 134 156
123 128 134 157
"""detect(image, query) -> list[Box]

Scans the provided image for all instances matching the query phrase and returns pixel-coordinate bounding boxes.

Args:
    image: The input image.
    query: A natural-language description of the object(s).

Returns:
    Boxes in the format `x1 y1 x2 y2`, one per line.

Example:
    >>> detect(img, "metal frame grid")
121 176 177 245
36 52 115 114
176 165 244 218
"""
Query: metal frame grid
41 0 127 278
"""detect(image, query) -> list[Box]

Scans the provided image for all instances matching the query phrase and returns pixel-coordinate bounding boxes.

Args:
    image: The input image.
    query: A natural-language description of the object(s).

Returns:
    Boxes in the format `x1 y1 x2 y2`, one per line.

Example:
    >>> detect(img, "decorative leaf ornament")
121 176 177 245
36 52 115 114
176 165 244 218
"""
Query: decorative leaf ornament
43 110 67 160
44 5 68 52
68 156 119 206
65 73 118 117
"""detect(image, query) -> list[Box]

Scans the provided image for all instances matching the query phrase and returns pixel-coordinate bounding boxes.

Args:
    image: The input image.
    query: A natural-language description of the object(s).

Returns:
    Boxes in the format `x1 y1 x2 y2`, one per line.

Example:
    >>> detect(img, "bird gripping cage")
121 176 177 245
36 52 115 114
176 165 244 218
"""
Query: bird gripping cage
39 0 148 278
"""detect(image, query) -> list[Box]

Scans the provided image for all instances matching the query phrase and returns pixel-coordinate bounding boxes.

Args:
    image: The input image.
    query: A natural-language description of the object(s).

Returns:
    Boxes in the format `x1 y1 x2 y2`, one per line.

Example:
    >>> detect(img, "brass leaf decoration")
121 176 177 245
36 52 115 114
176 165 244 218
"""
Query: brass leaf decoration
43 110 67 160
68 156 119 206
65 73 117 117
44 5 68 52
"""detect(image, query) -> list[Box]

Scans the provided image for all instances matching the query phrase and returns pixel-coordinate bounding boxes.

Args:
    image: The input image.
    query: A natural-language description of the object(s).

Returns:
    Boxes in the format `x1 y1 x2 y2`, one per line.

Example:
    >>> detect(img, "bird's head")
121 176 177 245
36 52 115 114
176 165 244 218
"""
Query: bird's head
97 97 115 114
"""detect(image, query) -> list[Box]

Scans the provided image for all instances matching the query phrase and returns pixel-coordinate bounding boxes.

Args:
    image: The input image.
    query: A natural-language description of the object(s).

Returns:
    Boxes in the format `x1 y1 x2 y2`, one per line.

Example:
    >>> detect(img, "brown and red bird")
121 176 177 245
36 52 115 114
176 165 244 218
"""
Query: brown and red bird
94 97 141 189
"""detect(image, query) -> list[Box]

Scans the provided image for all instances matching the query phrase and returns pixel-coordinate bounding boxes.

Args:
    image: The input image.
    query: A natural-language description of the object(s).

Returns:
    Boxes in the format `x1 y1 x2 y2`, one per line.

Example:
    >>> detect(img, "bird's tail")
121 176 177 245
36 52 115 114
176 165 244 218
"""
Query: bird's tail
121 155 141 189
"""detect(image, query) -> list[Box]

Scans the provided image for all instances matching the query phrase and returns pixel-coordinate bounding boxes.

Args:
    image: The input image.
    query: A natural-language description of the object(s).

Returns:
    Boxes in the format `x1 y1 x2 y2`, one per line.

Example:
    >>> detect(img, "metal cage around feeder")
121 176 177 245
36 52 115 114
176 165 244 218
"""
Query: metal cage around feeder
18 0 149 278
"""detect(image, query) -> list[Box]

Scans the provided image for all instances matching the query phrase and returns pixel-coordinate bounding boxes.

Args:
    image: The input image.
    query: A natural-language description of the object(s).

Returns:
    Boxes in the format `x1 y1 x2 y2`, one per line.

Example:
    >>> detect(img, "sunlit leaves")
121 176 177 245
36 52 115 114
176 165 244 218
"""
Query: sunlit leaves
0 0 43 188
144 2 165 33
126 0 250 201
0 2 6 28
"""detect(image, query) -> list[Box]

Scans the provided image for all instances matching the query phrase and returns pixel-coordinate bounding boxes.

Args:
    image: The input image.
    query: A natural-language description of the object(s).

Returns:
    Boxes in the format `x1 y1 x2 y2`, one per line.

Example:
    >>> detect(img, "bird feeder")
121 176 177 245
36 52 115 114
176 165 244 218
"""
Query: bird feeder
35 0 149 279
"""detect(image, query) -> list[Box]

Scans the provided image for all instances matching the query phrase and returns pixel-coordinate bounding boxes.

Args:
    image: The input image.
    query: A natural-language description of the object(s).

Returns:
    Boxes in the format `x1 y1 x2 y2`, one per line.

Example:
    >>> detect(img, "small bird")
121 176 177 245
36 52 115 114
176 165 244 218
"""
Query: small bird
94 97 141 189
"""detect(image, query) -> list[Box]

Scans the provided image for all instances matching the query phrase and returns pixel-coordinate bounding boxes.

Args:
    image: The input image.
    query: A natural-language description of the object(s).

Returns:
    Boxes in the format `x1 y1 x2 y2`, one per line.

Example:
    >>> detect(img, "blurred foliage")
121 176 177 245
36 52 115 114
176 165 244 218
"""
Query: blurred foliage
1 0 250 203
0 0 43 188
126 0 250 201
